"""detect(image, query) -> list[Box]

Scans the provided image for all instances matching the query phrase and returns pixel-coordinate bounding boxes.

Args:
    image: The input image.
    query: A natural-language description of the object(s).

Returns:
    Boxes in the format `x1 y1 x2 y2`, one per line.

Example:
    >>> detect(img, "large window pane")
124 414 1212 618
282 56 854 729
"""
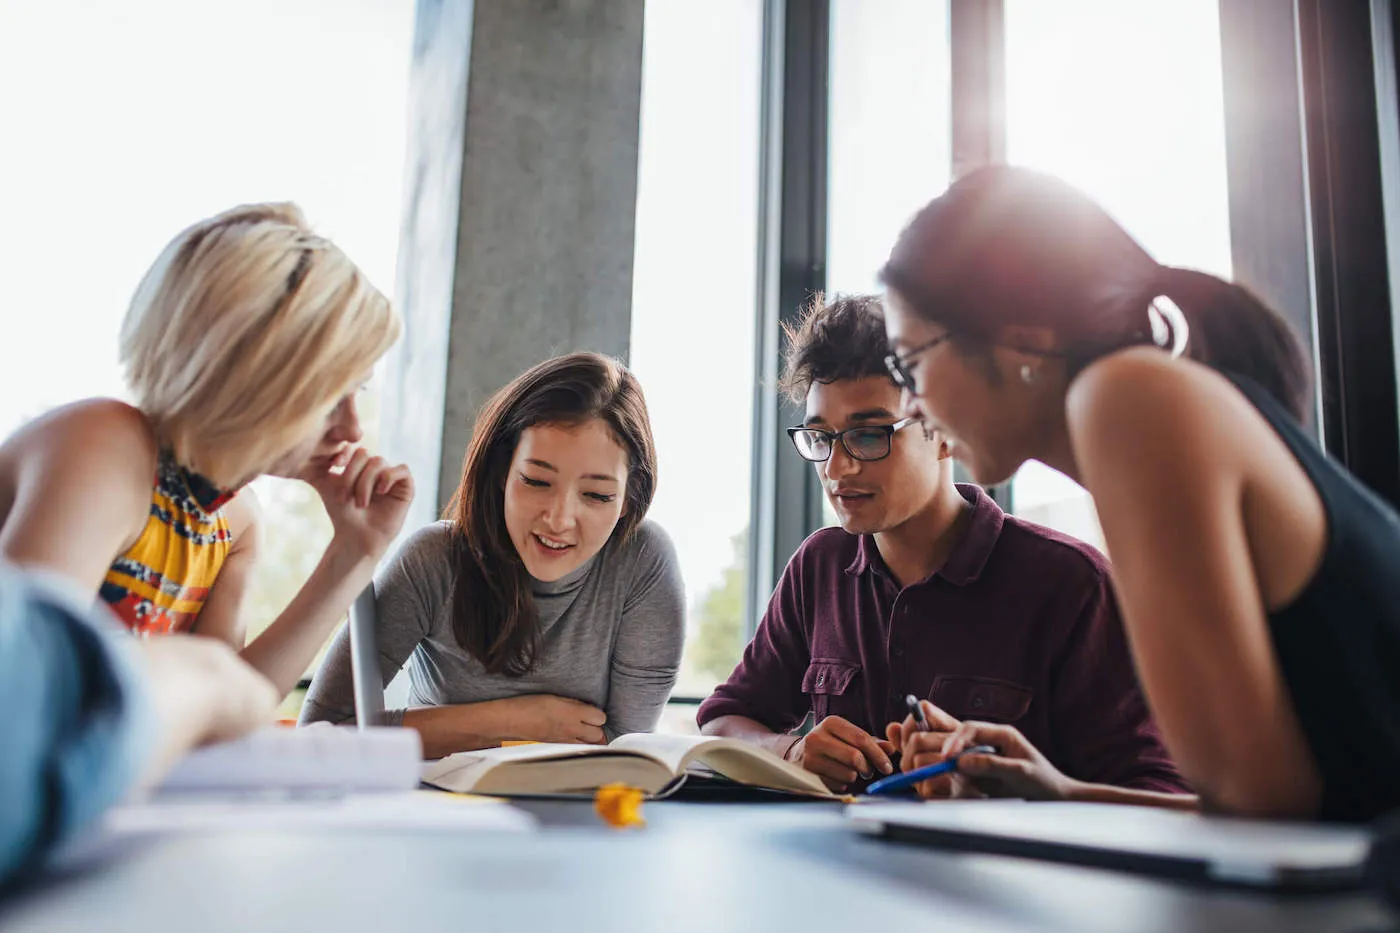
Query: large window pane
630 0 763 718
1004 0 1232 549
827 0 953 295
823 0 952 528
0 1 413 712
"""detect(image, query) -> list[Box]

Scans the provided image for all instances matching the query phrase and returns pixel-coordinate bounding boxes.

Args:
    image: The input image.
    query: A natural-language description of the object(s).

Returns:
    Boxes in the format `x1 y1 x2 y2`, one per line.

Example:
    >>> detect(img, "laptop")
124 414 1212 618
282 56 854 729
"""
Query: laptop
348 582 386 728
847 800 1373 891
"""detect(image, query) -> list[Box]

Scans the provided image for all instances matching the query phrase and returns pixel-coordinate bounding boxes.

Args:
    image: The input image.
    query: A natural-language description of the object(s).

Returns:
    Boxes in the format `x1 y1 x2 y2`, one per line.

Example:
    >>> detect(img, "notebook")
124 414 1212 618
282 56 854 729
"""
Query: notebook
422 732 839 799
156 724 423 796
847 800 1374 891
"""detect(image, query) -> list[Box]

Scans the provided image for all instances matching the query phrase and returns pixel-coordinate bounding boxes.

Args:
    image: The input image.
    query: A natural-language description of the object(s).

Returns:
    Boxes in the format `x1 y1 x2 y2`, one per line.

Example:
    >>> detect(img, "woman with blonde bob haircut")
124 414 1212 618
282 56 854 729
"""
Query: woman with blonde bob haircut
0 203 415 757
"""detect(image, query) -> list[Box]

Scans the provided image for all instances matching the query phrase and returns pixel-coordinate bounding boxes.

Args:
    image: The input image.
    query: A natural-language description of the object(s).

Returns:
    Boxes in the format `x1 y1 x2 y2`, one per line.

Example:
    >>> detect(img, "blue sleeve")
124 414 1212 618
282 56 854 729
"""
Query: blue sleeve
0 567 155 886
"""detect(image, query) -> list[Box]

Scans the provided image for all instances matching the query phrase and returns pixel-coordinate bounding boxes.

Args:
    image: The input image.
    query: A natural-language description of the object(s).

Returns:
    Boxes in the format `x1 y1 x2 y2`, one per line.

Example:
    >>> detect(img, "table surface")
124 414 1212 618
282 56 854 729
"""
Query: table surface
0 799 1393 933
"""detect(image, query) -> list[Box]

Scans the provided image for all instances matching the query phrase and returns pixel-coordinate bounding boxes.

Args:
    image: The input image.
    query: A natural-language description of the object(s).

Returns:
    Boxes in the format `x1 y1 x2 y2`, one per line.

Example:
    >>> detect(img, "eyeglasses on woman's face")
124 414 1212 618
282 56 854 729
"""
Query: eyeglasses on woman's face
882 332 956 395
786 417 918 463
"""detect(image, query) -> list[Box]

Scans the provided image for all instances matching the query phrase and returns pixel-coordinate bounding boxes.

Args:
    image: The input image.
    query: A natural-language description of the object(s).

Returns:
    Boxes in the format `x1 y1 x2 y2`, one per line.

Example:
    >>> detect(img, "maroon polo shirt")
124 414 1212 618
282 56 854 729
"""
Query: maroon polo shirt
698 484 1187 793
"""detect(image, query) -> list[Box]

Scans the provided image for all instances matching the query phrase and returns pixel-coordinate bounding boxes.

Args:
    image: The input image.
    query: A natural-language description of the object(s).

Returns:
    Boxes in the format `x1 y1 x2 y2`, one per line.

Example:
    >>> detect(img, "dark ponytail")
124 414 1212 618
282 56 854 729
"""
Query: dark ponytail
1155 266 1311 422
881 165 1312 422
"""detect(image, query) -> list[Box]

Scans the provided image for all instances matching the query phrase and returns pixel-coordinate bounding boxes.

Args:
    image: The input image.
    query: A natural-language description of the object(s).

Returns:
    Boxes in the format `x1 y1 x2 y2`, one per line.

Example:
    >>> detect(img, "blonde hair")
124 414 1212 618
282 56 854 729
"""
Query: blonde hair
120 203 400 487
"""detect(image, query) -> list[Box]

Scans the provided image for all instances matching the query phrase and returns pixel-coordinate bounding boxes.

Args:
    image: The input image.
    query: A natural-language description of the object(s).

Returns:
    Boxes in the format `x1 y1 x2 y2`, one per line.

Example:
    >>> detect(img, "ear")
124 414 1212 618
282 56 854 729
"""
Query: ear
990 324 1061 386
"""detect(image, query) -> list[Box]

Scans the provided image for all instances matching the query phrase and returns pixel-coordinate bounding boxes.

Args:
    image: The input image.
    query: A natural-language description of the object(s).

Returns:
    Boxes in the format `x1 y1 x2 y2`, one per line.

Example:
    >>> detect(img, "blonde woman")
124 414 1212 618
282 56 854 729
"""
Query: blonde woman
0 202 414 710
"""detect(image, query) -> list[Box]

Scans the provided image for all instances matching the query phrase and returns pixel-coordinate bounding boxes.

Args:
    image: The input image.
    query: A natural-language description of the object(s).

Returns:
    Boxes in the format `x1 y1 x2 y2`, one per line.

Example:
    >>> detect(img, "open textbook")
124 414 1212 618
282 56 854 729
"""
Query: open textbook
421 732 839 799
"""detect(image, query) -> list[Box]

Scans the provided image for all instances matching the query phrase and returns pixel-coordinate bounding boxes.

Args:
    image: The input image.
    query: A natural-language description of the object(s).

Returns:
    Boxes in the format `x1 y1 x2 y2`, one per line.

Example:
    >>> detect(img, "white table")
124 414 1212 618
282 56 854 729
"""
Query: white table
0 801 1389 933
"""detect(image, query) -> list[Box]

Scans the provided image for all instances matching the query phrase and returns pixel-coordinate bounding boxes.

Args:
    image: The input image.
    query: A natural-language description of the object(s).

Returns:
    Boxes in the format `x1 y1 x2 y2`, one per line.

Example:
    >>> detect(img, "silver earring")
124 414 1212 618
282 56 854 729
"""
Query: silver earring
1020 364 1035 385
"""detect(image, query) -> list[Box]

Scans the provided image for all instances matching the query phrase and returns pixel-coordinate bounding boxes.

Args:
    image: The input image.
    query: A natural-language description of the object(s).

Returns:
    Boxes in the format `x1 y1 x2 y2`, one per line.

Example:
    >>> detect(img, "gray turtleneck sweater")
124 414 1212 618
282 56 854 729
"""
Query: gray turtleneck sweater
299 520 685 740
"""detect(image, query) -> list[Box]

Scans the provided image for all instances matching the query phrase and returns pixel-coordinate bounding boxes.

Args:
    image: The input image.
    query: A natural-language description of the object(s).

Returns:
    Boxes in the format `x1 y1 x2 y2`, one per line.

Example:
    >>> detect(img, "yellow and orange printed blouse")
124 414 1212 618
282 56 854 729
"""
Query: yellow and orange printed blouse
100 450 236 635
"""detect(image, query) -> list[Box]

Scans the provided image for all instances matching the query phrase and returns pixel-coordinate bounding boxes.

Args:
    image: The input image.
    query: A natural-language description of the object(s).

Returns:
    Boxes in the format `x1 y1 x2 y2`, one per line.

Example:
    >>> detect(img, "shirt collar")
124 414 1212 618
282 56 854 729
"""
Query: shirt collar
843 483 1004 587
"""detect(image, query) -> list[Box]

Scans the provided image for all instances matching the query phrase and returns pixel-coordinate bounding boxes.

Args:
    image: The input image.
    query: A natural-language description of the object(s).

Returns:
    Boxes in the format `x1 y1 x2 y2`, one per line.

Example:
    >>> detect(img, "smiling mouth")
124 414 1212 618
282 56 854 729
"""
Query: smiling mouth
533 533 575 553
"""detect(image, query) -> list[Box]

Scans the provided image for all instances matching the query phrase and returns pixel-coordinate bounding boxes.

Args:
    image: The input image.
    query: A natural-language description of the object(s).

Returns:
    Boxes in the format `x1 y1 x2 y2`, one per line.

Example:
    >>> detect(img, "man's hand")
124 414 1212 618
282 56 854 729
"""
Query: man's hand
788 716 895 791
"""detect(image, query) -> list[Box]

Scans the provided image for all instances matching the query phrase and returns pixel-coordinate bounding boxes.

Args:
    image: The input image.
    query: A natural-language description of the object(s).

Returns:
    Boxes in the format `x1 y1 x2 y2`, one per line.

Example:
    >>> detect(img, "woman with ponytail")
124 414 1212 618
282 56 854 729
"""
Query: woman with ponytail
882 165 1399 822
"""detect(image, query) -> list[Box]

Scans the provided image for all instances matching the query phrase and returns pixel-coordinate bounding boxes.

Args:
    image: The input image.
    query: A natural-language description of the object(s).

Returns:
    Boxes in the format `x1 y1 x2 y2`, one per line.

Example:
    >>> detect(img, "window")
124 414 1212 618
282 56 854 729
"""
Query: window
1003 0 1233 549
0 1 413 714
630 0 764 719
823 0 952 529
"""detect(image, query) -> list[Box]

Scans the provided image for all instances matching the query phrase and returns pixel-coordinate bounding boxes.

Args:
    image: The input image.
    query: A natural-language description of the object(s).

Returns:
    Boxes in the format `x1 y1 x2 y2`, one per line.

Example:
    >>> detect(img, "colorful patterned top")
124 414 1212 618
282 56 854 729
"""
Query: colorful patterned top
99 450 237 636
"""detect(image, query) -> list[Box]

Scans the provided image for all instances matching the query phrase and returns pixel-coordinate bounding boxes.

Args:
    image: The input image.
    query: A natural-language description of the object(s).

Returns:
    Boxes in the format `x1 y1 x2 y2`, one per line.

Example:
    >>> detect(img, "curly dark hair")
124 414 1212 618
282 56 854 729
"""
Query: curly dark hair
778 292 892 404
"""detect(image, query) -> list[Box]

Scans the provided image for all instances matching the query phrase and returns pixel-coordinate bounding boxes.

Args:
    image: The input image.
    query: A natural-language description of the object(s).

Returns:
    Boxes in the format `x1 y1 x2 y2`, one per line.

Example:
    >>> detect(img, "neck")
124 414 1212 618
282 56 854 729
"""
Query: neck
1037 408 1083 485
873 480 970 589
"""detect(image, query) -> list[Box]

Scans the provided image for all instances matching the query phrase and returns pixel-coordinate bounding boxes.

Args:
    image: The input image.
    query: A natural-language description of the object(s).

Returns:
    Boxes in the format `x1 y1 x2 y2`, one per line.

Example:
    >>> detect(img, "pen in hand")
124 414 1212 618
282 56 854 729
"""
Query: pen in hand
905 694 930 733
864 744 998 796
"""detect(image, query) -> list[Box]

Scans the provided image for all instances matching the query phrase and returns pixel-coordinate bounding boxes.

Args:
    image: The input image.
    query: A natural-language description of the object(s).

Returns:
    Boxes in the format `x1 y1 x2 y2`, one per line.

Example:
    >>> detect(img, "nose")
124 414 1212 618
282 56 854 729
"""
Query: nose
822 440 861 482
326 394 364 446
541 487 578 533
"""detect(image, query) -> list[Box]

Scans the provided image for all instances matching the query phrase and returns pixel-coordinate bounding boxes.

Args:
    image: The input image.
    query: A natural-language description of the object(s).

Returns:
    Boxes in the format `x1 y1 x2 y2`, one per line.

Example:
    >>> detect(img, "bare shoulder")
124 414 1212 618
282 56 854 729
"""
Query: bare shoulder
4 398 158 490
1066 349 1254 483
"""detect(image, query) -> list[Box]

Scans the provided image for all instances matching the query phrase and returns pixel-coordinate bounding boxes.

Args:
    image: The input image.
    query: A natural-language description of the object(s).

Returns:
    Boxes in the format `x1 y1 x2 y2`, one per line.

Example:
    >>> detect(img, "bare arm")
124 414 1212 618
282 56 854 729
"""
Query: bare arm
702 714 802 760
0 400 155 592
241 449 414 700
401 697 606 759
188 489 260 649
1067 351 1323 817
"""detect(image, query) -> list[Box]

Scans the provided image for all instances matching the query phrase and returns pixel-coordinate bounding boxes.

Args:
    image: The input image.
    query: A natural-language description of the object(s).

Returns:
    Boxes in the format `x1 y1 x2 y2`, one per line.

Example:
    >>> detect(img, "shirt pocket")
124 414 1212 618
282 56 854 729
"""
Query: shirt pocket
802 658 862 724
931 676 1033 724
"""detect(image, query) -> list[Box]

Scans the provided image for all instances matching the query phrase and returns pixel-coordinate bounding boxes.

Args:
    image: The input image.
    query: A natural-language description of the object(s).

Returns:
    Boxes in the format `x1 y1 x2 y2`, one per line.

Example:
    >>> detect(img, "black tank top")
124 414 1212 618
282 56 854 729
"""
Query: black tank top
1227 374 1400 822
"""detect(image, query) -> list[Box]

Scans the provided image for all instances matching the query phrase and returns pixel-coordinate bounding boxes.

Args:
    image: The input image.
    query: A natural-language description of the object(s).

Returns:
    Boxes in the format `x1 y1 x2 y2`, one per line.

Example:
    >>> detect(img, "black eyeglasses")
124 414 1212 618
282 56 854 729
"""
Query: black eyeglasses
787 417 918 463
883 332 956 394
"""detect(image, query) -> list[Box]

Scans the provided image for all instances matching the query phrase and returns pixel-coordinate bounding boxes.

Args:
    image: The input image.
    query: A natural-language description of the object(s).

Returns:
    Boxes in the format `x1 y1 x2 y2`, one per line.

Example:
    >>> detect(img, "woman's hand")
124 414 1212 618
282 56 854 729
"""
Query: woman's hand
505 695 609 744
137 635 279 787
903 719 1080 801
301 447 414 561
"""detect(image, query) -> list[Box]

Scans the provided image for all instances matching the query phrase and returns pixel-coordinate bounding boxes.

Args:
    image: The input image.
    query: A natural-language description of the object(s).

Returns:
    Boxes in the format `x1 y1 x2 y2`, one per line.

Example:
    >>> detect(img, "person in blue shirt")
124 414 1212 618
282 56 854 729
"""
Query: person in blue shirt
0 562 275 887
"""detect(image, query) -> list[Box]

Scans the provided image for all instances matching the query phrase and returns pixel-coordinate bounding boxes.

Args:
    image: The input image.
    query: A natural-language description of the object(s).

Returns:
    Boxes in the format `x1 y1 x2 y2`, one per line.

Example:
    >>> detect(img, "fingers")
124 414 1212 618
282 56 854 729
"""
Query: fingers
375 463 414 502
805 749 861 789
918 700 960 732
886 720 904 748
830 719 894 776
955 750 1031 781
942 720 1021 760
577 704 607 727
351 454 389 509
575 724 607 745
814 717 892 777
900 729 953 768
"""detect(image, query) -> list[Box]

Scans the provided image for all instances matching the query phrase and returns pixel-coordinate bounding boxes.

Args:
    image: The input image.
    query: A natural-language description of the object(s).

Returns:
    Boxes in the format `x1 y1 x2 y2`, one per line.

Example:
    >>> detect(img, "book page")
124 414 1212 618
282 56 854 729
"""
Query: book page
422 743 659 793
609 732 717 772
611 733 834 797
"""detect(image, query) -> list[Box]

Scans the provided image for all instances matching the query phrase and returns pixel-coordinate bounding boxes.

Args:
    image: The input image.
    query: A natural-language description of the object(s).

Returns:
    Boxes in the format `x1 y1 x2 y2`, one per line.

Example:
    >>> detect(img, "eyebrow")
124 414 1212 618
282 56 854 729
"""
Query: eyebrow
522 459 620 484
804 408 894 427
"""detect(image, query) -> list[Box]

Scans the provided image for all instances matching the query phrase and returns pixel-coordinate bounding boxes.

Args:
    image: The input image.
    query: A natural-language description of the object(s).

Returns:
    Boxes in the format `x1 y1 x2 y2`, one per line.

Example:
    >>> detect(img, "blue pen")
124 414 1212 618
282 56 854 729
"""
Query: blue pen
864 744 998 796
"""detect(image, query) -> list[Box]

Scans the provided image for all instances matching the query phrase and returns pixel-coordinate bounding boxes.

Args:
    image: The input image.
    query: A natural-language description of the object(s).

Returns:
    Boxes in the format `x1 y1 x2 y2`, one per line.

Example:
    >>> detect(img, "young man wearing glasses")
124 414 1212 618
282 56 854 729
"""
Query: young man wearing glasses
698 294 1187 800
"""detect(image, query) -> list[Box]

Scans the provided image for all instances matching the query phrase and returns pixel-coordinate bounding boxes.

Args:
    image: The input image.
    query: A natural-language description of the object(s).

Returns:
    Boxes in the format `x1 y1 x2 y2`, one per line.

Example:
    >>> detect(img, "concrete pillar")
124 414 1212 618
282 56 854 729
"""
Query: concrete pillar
383 0 646 528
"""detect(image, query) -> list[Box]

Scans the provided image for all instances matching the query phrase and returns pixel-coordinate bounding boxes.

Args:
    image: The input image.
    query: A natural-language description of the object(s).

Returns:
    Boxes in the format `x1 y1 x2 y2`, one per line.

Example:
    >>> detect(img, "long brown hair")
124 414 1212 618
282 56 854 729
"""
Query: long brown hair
444 352 657 676
880 165 1311 421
